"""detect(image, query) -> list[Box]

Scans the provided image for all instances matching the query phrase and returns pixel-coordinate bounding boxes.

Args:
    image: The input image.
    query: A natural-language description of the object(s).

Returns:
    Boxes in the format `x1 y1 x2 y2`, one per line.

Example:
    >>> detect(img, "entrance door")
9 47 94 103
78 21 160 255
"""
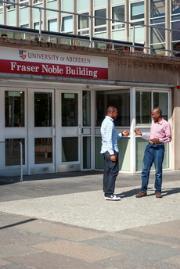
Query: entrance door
55 90 82 172
28 89 55 174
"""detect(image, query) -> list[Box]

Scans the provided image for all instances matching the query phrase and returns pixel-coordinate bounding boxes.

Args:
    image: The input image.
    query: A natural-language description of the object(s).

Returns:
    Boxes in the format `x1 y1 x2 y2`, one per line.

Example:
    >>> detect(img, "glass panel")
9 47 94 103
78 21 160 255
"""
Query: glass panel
131 1 144 20
151 23 165 44
153 92 168 120
172 20 180 41
112 5 125 29
48 19 57 32
62 93 78 126
172 0 180 14
62 16 73 33
136 137 169 171
95 137 130 171
5 138 25 166
83 137 91 169
77 0 89 12
95 9 106 32
34 22 40 30
34 93 52 127
136 92 151 124
96 90 130 126
83 91 91 126
151 0 165 18
35 138 52 164
5 91 25 127
95 136 104 169
61 0 74 12
78 13 89 29
118 138 130 171
62 137 78 162
94 0 107 9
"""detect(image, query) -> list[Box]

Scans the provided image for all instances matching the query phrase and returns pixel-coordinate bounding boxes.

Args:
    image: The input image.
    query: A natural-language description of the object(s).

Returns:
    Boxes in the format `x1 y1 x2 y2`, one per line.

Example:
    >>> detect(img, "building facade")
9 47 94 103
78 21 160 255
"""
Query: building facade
0 35 179 176
0 0 180 56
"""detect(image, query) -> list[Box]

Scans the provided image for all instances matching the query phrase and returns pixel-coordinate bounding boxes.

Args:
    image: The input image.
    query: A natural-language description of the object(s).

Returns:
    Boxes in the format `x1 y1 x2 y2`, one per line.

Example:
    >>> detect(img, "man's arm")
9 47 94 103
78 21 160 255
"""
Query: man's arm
101 121 114 155
159 122 172 143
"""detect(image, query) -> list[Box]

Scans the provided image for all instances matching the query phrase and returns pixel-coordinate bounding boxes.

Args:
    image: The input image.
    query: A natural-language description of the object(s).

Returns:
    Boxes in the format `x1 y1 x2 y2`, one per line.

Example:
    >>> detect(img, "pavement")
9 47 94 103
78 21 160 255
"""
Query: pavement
0 171 180 269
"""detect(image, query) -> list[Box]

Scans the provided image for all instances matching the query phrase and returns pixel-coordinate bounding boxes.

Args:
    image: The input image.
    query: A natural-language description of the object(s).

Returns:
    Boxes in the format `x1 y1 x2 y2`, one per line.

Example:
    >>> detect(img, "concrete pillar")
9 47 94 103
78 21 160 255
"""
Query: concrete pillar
165 0 171 56
125 0 129 42
172 88 180 170
144 0 150 54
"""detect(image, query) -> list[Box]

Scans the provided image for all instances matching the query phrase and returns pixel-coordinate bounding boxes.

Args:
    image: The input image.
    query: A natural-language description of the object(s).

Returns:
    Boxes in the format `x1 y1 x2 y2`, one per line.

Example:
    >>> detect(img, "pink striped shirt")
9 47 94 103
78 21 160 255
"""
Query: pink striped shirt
143 118 172 144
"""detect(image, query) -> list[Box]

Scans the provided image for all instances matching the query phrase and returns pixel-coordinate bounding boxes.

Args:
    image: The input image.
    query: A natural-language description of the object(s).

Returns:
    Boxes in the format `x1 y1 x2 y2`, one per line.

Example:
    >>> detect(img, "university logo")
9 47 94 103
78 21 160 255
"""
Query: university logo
19 50 27 60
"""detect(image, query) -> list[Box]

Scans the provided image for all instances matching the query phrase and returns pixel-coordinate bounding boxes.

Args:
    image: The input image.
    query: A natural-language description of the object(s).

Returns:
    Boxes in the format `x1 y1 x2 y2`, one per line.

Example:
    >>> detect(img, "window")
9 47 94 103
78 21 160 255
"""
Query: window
35 138 52 164
48 19 57 32
83 91 91 126
150 0 165 18
62 137 78 162
62 16 73 33
172 0 180 14
5 91 25 127
136 92 151 124
5 138 25 166
96 90 130 126
6 0 15 10
61 93 78 126
112 5 125 29
95 9 106 32
34 22 40 30
78 13 89 30
131 1 144 21
34 93 52 127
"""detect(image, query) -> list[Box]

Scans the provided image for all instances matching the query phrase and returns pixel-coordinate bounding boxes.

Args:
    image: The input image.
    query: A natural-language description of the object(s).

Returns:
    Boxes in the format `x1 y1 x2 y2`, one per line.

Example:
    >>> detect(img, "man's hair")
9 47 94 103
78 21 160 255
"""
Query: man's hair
106 106 117 114
153 107 162 116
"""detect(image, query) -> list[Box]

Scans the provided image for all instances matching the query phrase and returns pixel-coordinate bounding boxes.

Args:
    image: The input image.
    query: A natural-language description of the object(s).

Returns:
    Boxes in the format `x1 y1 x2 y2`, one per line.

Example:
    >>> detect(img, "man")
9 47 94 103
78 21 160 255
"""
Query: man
135 107 172 198
100 106 129 201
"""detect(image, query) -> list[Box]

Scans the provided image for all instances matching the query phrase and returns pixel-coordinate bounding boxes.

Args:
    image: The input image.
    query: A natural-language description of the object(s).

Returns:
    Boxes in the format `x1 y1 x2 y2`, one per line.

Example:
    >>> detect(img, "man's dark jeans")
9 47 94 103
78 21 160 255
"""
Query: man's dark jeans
103 151 119 196
141 144 165 193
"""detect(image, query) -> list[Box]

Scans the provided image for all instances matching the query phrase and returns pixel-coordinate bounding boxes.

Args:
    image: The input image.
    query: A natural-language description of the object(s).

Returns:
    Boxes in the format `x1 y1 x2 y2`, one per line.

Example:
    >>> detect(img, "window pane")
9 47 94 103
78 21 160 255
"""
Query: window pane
62 16 73 33
83 137 91 169
172 19 180 41
151 23 165 43
151 0 165 18
112 5 125 29
5 138 25 166
34 93 52 127
62 93 78 126
131 1 144 20
94 0 107 9
62 137 78 162
153 92 168 120
96 90 130 126
5 91 25 127
83 91 91 126
48 19 57 32
77 0 89 12
172 0 180 14
95 9 106 26
61 0 74 12
35 138 52 164
78 13 89 29
136 92 151 124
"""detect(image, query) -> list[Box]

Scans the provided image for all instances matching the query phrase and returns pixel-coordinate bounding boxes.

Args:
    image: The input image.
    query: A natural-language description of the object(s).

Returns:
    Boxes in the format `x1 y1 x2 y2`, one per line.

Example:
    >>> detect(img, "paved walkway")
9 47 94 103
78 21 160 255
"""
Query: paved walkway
0 172 180 268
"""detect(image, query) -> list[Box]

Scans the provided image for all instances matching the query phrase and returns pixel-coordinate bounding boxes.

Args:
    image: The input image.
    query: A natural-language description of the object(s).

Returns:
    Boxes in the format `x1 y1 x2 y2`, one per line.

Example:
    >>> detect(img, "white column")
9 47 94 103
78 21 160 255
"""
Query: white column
125 0 129 42
165 0 171 56
144 0 150 54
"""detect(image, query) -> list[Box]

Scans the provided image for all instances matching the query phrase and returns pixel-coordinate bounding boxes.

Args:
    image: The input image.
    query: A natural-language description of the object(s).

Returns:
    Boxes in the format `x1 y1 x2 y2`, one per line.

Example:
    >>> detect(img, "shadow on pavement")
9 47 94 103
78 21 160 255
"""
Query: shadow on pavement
0 218 37 230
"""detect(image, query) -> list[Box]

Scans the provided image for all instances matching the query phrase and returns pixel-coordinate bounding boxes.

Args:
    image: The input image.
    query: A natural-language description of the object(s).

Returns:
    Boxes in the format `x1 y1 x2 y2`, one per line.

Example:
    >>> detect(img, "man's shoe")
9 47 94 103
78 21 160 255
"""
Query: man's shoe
104 194 121 201
136 191 147 198
155 192 162 198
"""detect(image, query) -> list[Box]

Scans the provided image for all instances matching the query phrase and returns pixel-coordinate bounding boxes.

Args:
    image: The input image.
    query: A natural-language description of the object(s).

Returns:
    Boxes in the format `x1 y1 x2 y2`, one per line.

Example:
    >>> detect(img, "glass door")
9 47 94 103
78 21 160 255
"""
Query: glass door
28 89 55 174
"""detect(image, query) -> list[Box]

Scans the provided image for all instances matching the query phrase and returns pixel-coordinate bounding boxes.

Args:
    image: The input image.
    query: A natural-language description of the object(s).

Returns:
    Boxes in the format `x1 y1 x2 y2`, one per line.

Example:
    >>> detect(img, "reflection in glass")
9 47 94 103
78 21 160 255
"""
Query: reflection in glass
62 137 78 162
172 0 180 14
83 91 91 126
5 91 24 127
35 138 52 164
62 93 78 126
96 90 130 126
34 93 52 127
150 0 165 18
153 92 168 120
136 92 151 124
83 137 91 169
131 1 144 20
5 138 25 166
